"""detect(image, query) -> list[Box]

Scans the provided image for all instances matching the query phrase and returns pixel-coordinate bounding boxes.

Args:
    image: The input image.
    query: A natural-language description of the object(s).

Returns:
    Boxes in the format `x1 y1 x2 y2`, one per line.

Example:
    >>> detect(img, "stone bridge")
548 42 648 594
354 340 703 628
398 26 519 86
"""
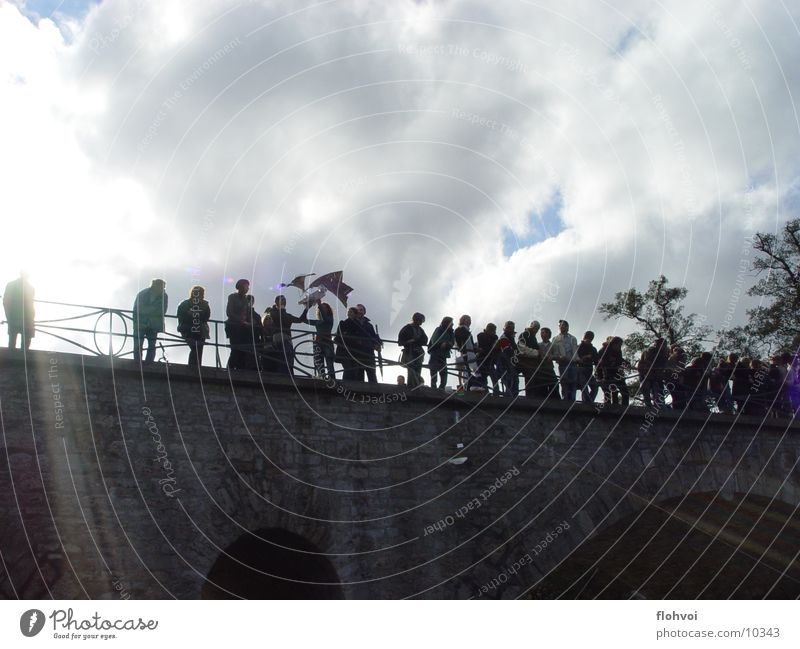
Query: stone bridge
1 349 798 599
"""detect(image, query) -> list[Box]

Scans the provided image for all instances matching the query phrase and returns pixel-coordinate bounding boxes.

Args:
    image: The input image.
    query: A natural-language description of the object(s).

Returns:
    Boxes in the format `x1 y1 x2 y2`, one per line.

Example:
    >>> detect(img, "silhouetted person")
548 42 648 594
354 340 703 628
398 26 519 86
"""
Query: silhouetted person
638 338 668 409
517 320 541 398
454 315 477 388
259 311 280 373
598 336 628 407
225 279 251 370
177 285 210 368
731 354 752 414
747 358 770 416
132 278 168 363
684 352 713 411
356 303 381 383
307 301 335 379
665 344 688 409
576 331 599 403
335 307 368 381
498 321 520 397
710 355 735 414
265 295 308 375
552 319 579 401
245 295 264 370
398 312 427 388
476 323 501 396
428 316 454 390
3 271 34 350
536 326 561 400
768 354 792 417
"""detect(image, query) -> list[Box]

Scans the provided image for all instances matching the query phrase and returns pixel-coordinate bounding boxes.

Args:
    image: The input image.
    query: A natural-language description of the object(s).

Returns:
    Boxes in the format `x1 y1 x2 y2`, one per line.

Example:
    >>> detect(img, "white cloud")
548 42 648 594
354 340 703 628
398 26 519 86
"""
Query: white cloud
1 0 798 354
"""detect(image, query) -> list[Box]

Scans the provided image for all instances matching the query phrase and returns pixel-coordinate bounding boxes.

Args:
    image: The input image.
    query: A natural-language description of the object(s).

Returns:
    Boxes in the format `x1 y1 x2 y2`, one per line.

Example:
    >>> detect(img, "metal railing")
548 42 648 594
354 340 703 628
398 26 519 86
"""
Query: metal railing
3 298 762 414
0 298 408 380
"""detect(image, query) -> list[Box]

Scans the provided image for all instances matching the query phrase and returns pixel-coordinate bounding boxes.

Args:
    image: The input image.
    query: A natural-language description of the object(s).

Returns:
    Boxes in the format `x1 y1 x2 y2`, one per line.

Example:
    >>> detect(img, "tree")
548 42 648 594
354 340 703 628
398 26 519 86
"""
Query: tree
714 325 762 360
599 275 712 362
745 219 800 355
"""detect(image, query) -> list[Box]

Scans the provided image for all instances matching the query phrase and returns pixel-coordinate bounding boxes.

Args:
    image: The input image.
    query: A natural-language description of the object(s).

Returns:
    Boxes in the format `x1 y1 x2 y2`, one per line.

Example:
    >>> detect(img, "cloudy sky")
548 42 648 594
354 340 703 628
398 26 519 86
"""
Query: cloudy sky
2 0 799 362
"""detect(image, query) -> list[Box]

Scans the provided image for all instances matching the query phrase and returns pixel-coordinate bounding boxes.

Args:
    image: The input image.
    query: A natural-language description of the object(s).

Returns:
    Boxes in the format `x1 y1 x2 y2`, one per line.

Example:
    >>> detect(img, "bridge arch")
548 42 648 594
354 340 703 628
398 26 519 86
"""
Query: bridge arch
527 490 800 599
201 528 344 599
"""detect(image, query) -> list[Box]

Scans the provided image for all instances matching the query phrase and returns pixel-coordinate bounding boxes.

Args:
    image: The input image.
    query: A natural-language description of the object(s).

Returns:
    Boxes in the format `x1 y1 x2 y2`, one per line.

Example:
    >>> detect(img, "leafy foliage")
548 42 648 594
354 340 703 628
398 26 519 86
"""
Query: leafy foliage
599 275 712 361
744 219 800 355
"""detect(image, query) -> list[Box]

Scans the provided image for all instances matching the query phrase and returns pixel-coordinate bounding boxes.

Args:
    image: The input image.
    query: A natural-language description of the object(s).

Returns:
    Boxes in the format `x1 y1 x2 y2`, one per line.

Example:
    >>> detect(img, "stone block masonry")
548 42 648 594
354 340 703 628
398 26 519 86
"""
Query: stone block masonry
0 349 797 599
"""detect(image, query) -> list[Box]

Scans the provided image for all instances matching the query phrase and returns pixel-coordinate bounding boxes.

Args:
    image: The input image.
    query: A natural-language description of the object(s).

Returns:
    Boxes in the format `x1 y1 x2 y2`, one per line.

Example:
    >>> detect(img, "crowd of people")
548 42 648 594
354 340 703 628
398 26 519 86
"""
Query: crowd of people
3 273 799 419
401 314 800 418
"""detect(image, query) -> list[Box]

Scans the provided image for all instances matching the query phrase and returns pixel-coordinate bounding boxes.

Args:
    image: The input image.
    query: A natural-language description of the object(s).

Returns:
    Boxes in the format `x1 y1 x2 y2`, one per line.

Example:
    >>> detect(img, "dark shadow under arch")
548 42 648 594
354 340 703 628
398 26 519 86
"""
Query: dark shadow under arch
201 528 344 599
527 492 800 599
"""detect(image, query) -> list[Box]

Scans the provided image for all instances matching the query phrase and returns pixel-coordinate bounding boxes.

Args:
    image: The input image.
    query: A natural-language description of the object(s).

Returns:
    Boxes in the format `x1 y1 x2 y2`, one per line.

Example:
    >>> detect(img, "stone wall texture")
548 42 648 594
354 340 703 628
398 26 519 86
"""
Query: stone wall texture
1 349 798 599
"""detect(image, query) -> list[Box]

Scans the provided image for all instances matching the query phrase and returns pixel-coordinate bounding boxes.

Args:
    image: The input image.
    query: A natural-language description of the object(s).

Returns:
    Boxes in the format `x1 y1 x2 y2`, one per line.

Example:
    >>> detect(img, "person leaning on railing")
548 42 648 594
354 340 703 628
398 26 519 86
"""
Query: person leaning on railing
265 295 308 375
176 285 210 368
132 279 168 364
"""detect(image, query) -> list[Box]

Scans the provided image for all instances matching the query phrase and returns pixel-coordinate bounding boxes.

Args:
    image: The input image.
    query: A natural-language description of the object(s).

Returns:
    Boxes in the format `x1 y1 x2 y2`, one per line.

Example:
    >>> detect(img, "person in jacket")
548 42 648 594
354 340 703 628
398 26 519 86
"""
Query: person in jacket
497 321 520 397
576 331 599 404
683 352 714 411
517 321 541 398
454 315 477 388
476 323 501 396
177 285 210 368
225 279 250 370
536 326 561 400
245 295 264 370
638 338 668 409
356 304 381 383
308 301 335 379
731 355 752 414
747 358 771 416
133 278 168 364
552 320 579 401
3 271 35 350
265 295 309 375
597 336 629 407
335 307 373 381
767 355 789 417
398 312 428 388
428 316 454 390
710 356 735 414
665 345 688 409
